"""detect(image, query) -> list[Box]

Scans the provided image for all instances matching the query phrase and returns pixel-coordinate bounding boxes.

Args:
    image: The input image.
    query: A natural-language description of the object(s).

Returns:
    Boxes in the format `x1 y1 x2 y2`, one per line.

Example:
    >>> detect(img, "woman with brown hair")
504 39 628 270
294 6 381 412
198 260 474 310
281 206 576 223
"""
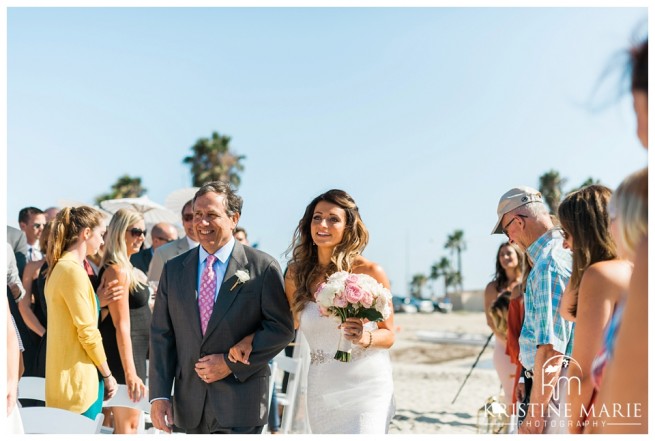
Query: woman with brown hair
483 242 524 407
284 189 395 433
44 206 117 419
557 185 632 433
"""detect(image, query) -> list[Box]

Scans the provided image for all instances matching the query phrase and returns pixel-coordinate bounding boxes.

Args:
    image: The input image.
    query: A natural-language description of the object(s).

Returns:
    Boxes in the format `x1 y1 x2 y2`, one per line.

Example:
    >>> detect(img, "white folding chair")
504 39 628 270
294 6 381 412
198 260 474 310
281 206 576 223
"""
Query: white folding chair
17 376 46 402
20 406 104 434
272 351 303 434
102 384 156 433
261 360 278 434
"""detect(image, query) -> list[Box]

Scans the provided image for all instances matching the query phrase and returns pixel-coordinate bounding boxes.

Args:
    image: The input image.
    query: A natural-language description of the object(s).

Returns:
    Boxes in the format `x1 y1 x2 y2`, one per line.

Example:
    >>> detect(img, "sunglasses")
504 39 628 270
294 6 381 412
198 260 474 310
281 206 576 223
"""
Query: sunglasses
129 228 147 238
183 214 194 222
561 229 570 241
502 214 528 237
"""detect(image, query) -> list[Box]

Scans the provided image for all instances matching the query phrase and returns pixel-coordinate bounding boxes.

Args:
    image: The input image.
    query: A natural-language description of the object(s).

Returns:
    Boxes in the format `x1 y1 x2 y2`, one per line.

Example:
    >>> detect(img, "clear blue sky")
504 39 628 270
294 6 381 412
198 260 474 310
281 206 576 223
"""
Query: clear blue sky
5 6 649 294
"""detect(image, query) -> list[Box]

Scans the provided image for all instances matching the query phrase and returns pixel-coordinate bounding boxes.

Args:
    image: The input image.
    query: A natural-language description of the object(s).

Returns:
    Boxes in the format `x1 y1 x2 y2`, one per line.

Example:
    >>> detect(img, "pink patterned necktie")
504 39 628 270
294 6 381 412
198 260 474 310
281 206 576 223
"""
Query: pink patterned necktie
199 254 217 335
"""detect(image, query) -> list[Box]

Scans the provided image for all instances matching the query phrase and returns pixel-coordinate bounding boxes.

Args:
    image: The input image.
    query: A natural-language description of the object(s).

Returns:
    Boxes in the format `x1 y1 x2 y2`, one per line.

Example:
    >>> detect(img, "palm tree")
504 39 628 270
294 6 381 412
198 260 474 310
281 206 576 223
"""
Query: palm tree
431 256 454 299
444 230 466 292
538 170 568 215
409 273 428 299
183 131 246 188
95 175 146 204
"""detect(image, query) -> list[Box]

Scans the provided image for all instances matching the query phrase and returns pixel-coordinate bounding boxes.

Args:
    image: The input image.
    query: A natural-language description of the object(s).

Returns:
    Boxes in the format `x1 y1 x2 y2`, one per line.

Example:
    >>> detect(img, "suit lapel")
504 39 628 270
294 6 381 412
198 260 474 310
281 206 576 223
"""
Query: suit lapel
204 242 249 339
181 247 202 340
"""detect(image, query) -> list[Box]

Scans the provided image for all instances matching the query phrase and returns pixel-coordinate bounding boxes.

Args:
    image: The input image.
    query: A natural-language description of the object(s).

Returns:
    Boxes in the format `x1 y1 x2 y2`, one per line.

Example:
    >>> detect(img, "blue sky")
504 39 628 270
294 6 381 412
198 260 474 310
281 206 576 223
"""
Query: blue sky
5 6 649 294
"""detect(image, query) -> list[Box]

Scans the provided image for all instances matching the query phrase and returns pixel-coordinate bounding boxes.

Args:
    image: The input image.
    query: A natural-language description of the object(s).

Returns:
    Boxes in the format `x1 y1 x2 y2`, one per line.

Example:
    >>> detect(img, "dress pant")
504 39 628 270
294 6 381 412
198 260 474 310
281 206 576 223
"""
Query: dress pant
185 392 263 434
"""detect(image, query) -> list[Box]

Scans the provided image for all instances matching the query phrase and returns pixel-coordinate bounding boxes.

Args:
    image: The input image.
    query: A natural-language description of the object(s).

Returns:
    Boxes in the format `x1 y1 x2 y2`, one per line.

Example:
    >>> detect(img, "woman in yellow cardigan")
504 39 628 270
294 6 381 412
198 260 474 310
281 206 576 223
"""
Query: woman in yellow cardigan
45 206 117 419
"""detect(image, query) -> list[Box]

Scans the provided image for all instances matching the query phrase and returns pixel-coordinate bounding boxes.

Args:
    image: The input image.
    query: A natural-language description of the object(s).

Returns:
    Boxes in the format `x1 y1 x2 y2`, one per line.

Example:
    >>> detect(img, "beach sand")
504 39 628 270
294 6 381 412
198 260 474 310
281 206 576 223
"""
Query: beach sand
389 311 507 434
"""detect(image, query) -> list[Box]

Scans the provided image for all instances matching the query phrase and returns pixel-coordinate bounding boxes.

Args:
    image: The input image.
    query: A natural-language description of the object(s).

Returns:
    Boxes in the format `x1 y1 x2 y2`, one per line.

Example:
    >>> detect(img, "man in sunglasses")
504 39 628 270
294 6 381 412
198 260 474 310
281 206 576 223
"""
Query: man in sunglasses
491 186 573 435
18 206 46 262
130 222 179 274
148 200 199 284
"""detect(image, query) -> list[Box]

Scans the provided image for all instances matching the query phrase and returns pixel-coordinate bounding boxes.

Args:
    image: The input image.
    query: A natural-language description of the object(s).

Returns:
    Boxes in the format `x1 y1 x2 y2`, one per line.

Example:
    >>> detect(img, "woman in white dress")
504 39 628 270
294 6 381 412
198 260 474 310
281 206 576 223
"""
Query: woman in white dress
286 189 395 434
230 189 395 434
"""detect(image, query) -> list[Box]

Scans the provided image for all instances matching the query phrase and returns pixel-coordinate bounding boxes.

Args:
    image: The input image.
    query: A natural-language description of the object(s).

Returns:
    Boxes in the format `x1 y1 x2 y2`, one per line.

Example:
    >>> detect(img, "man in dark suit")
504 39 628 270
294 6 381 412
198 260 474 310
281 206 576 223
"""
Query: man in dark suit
149 181 294 434
130 222 178 273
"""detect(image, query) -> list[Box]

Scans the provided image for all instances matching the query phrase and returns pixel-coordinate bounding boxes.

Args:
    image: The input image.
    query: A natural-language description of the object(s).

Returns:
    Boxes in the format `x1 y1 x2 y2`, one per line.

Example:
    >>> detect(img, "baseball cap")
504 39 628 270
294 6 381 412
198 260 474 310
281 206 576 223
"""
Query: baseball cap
491 186 543 235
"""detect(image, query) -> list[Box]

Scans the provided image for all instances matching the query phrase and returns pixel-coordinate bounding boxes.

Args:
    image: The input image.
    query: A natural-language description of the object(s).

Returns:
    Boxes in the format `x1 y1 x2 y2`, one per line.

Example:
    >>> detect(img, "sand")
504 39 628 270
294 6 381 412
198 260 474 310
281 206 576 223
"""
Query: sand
388 311 507 434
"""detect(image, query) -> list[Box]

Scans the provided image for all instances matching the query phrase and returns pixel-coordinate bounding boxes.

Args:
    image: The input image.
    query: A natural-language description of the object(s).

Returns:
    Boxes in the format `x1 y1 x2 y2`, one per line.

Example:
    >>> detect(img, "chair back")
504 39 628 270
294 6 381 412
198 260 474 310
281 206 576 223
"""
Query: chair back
272 352 303 434
20 407 104 434
17 376 46 402
103 384 153 433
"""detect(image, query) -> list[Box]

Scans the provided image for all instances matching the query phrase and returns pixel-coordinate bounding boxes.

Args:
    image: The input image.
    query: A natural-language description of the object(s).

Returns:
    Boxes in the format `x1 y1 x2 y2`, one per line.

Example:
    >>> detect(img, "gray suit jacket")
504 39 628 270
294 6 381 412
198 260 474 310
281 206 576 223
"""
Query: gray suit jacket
149 241 295 429
147 237 192 283
7 226 28 278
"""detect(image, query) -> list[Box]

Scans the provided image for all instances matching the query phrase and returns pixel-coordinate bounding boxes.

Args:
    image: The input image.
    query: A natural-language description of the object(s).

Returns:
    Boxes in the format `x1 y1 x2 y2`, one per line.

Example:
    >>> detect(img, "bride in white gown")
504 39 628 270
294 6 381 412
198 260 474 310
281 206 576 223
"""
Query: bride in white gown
284 189 396 434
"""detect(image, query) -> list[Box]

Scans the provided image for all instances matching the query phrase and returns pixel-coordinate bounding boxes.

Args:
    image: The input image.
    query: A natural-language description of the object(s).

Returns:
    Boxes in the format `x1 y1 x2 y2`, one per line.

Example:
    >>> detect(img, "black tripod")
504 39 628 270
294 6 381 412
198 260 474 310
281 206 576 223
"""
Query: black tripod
451 332 494 404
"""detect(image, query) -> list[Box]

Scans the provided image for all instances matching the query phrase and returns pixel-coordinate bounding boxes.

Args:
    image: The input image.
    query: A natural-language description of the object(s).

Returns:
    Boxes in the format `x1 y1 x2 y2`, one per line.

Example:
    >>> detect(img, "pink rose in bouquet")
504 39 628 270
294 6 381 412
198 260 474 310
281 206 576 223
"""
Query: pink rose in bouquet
314 271 392 362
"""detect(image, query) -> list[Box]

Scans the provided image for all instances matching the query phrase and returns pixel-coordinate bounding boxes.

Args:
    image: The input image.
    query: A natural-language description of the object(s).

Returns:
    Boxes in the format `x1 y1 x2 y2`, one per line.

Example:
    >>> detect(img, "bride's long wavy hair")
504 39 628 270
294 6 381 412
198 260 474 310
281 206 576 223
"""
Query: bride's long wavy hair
286 189 369 318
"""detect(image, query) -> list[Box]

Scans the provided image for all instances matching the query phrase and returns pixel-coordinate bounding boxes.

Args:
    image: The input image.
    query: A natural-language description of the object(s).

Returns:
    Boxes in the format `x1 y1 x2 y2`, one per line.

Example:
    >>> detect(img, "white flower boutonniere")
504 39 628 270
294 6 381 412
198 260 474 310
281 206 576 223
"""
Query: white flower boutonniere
230 270 250 291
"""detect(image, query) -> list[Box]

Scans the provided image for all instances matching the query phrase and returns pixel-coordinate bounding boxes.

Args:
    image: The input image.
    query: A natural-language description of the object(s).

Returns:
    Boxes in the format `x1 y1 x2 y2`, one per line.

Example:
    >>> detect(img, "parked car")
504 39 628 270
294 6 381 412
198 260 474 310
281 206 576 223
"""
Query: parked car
433 297 453 313
417 299 435 313
392 295 418 314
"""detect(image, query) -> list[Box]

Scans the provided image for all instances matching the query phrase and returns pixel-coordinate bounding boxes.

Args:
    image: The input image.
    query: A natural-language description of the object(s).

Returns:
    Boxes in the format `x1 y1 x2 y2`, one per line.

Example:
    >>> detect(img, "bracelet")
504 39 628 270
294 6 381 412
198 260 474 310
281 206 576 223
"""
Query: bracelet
363 330 373 349
102 372 112 379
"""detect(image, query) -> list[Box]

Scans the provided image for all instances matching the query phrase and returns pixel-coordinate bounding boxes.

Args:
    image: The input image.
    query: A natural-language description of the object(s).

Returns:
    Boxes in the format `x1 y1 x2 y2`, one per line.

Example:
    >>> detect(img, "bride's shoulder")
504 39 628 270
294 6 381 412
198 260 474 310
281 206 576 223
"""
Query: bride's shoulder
351 256 389 287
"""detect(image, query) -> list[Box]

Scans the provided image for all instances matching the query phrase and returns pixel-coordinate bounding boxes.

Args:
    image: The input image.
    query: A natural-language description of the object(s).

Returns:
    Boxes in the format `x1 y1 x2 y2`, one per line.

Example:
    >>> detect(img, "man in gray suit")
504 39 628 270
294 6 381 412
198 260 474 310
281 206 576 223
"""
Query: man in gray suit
7 226 28 278
149 181 294 434
147 200 198 284
131 222 179 274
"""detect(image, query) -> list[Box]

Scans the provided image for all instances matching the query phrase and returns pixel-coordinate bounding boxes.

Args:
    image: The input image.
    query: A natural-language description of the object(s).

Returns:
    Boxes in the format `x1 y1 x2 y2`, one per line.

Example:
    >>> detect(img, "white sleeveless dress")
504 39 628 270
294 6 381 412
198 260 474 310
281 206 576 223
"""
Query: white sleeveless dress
298 302 395 434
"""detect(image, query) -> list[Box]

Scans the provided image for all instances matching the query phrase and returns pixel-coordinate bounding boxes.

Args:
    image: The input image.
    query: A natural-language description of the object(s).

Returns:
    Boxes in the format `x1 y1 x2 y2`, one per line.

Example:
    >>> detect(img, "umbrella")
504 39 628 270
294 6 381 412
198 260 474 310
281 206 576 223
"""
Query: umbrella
100 196 179 226
164 187 199 216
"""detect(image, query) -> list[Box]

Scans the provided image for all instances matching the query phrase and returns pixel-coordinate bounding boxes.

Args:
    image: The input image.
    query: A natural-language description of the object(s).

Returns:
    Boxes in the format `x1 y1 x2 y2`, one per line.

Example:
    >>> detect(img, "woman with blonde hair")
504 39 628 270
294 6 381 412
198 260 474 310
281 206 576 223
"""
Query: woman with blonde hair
589 168 647 432
591 38 648 434
556 185 632 433
98 208 150 433
44 206 117 419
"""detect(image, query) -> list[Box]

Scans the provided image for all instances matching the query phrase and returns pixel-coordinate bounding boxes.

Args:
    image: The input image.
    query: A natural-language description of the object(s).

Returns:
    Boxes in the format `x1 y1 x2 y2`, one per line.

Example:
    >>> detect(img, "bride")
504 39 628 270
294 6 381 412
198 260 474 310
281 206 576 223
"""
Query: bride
284 189 395 434
229 189 395 433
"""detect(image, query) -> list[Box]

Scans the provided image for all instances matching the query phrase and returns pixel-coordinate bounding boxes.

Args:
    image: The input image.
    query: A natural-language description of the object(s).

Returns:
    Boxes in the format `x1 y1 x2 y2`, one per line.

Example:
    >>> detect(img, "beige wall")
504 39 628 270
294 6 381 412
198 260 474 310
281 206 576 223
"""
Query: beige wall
449 290 485 312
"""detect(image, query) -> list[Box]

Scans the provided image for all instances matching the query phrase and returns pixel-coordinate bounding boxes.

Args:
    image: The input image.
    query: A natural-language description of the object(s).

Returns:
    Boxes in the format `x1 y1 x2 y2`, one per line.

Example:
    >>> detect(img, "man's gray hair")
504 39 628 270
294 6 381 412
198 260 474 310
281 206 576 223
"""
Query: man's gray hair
511 201 550 219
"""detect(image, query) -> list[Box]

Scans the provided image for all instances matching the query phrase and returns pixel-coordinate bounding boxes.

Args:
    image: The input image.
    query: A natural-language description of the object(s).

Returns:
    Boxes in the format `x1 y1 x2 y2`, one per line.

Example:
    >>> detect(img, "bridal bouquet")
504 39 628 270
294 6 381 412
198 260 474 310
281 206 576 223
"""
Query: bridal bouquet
314 271 392 362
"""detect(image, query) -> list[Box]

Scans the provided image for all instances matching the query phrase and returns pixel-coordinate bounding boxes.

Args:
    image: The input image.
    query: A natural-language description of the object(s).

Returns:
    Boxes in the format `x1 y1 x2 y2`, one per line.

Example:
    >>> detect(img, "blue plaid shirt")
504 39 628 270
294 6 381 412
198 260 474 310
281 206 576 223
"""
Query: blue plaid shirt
519 229 574 370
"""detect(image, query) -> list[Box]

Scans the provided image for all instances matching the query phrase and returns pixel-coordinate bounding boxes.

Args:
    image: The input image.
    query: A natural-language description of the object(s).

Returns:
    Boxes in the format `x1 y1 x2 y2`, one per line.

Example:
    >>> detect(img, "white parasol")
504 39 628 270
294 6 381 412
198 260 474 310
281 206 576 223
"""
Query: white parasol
164 187 199 216
99 196 179 226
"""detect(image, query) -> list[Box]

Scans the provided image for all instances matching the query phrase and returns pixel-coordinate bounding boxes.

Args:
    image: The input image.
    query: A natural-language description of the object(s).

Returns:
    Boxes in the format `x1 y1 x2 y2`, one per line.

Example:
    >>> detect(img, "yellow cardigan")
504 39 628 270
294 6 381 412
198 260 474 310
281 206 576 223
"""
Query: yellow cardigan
45 252 107 413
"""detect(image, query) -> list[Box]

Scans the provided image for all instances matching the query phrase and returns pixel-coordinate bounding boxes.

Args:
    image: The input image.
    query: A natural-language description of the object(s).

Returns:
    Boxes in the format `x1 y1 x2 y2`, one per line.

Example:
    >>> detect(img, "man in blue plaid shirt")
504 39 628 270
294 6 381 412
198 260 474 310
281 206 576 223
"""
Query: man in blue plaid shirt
492 187 573 434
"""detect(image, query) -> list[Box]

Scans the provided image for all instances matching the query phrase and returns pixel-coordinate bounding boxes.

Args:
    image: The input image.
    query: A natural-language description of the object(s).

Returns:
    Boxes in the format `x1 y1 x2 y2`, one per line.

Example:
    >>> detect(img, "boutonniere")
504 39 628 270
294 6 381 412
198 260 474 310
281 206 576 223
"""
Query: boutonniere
230 270 250 291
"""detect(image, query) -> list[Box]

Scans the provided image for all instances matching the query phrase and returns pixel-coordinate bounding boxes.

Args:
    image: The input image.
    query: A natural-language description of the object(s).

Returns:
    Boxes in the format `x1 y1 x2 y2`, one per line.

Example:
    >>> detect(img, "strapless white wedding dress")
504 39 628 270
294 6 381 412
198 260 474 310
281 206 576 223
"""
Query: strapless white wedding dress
298 302 395 434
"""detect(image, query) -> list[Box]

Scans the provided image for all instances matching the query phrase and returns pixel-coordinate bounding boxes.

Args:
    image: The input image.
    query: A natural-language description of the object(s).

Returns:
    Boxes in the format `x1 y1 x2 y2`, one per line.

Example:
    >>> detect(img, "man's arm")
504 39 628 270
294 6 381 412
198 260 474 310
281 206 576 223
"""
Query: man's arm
149 261 177 401
519 344 562 434
226 259 294 381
